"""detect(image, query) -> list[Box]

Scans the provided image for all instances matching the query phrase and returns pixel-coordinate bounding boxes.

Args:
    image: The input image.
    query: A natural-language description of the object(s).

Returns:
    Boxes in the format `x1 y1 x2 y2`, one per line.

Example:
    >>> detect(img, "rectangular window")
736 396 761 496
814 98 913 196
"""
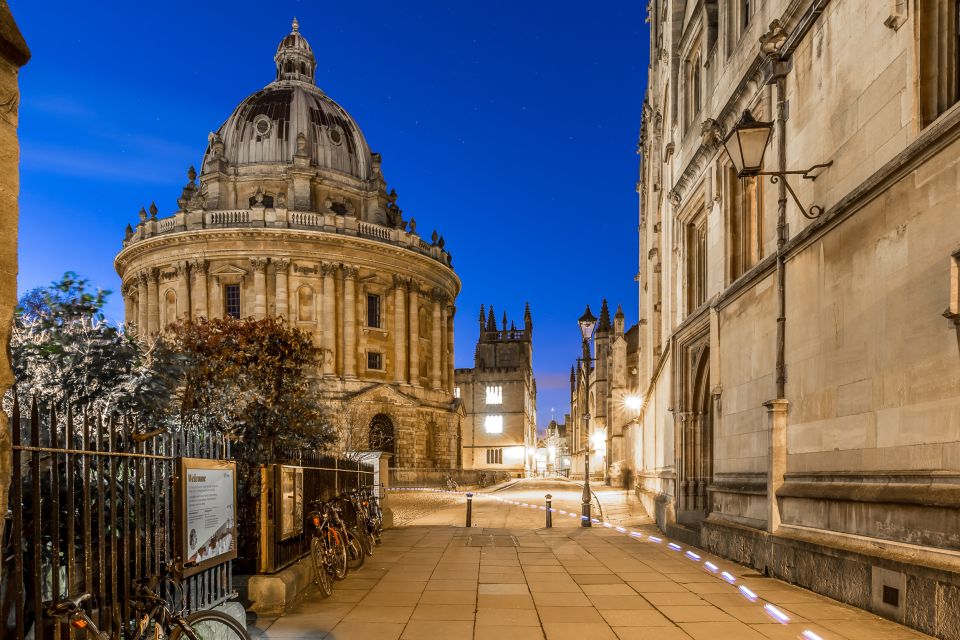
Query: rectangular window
486 448 503 464
224 284 241 319
728 167 763 282
367 352 383 370
484 415 503 434
454 387 461 399
367 294 381 328
485 385 503 405
686 217 708 315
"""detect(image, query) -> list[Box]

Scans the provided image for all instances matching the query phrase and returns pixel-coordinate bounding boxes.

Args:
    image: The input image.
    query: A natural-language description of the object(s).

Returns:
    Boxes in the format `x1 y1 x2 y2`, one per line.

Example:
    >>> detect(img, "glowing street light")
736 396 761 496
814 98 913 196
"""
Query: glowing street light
624 395 644 412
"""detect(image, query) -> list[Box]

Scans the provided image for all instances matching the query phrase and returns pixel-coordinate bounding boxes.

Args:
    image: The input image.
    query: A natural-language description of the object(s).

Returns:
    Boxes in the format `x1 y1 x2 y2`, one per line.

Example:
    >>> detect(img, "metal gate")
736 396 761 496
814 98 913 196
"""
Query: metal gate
2 396 233 640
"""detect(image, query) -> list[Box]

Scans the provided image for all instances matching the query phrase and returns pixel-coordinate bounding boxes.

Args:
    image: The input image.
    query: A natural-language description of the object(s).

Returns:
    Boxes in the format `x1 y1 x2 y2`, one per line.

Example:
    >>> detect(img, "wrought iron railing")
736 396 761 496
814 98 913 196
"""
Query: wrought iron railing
3 397 232 640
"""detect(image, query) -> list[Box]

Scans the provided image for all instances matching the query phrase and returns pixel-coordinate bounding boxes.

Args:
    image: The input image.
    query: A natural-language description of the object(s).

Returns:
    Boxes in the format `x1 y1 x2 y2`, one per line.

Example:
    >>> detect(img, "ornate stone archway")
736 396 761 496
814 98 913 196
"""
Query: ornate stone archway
369 413 396 466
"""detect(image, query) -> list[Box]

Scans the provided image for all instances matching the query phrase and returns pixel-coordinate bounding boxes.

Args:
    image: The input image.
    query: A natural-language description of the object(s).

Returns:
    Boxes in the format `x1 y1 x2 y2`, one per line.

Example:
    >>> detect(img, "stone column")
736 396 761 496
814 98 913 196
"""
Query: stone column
342 265 358 378
190 259 208 319
123 283 134 327
176 261 190 320
764 398 788 533
137 271 149 335
408 281 420 385
274 258 290 320
447 305 456 391
146 268 160 335
251 258 268 319
392 275 407 383
321 262 337 376
439 299 448 390
430 288 444 389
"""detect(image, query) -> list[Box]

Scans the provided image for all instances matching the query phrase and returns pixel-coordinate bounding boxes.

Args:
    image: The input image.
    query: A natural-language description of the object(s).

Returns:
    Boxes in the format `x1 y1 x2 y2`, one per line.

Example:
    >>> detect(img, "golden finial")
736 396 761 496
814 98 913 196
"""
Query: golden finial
292 17 299 32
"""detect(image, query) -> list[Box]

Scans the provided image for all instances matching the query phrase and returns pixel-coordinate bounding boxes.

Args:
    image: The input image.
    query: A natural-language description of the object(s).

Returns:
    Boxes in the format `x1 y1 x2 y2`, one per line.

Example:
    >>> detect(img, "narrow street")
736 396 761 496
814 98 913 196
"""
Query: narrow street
250 479 933 640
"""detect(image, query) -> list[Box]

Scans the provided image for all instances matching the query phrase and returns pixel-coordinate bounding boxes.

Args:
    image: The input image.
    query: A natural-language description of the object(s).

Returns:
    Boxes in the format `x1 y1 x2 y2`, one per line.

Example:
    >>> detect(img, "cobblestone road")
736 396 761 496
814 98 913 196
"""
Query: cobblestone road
250 479 933 640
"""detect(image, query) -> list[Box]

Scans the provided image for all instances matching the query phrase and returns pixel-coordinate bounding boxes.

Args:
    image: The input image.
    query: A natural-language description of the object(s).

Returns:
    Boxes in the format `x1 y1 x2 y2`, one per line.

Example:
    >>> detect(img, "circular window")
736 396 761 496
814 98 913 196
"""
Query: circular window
327 126 343 146
254 116 271 137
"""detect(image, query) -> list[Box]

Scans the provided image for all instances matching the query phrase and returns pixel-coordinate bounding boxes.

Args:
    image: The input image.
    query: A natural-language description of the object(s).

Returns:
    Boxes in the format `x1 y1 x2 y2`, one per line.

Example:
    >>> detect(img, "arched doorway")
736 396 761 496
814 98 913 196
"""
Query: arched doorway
678 344 712 524
369 413 396 467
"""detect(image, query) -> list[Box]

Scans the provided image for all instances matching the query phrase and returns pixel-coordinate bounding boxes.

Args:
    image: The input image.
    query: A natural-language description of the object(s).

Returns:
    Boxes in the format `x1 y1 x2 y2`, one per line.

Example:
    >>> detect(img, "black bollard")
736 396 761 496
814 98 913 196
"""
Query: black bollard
466 492 473 527
545 494 553 528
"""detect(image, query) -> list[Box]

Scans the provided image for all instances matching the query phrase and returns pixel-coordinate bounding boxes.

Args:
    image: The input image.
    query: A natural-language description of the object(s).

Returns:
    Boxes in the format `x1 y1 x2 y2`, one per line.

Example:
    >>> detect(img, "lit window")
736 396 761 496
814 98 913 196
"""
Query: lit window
454 387 461 399
484 415 503 434
367 294 381 328
367 352 383 370
486 448 503 464
485 385 503 405
224 285 241 319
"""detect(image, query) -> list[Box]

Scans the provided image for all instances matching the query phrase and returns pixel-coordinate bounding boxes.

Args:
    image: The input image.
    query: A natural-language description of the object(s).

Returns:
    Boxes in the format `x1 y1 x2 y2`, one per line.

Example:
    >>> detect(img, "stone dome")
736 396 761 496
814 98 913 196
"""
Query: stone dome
200 19 372 181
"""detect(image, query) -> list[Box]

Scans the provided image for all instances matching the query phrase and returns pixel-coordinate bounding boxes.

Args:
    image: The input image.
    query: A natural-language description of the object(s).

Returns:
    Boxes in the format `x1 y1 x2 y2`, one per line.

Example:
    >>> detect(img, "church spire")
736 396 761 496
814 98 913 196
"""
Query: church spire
524 302 533 333
598 298 612 333
487 306 496 332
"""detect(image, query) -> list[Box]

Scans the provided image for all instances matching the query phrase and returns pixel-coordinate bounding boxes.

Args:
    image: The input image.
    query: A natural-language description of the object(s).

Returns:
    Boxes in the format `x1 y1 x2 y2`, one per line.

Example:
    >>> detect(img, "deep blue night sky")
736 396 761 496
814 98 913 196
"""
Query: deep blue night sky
11 1 648 428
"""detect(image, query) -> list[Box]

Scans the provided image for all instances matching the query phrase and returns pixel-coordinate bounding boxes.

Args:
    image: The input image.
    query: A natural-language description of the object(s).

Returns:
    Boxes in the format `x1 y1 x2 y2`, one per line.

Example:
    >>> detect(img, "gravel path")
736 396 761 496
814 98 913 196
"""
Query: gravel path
386 490 464 526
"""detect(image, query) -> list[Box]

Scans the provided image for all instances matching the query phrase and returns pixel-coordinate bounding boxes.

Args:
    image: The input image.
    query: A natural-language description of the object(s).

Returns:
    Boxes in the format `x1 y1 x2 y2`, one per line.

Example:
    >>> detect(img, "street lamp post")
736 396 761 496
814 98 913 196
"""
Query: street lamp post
577 305 598 528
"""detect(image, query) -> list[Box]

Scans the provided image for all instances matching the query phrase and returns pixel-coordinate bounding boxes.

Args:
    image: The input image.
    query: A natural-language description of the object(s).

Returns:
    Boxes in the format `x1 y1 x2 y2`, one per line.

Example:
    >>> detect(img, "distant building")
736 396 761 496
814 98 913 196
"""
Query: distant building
542 418 571 476
114 21 461 469
455 305 537 476
569 300 641 486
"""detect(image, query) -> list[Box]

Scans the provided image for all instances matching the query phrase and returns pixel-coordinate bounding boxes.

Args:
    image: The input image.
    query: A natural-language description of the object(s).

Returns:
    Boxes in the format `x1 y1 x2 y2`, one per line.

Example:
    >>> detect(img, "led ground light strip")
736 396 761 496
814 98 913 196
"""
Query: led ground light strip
389 487 827 639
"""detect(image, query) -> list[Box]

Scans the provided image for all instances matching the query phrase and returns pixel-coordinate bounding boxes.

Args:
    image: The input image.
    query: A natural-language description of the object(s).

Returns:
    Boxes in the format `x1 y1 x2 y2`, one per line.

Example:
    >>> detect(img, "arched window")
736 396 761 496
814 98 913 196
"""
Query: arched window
297 285 315 322
285 61 293 73
300 62 306 75
369 414 396 466
164 289 177 326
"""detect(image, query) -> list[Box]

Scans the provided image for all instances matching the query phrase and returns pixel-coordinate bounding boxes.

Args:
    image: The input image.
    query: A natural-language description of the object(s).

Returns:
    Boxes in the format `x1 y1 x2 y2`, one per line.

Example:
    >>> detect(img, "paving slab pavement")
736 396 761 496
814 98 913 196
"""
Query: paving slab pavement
250 479 934 640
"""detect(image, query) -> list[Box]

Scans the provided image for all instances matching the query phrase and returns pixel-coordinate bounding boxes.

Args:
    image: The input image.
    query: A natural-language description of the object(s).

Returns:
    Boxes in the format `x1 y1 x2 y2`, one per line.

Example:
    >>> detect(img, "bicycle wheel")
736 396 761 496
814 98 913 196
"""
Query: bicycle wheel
170 609 250 640
327 526 349 580
311 535 333 597
346 527 365 570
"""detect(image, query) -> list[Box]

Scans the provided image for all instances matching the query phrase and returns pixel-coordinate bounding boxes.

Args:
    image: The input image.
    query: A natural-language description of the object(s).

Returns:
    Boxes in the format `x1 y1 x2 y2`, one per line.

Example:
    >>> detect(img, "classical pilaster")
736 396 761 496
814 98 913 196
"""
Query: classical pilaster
408 281 420 385
764 398 788 533
342 265 358 378
146 268 160 335
209 274 223 320
190 259 208 319
137 271 149 335
321 262 337 376
274 258 290 320
251 257 268 319
430 287 445 389
175 261 190 320
392 275 408 383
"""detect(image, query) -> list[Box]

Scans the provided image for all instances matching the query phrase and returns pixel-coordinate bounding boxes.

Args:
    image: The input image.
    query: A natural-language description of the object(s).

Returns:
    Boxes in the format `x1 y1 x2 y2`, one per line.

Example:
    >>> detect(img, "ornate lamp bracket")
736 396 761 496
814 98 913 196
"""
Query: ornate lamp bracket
756 162 833 219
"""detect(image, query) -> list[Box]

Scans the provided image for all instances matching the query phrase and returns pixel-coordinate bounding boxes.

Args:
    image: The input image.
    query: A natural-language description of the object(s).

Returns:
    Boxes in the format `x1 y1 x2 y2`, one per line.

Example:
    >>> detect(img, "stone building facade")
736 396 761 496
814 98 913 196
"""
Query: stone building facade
114 21 462 469
0 3 28 545
636 1 960 636
455 305 537 476
569 301 641 486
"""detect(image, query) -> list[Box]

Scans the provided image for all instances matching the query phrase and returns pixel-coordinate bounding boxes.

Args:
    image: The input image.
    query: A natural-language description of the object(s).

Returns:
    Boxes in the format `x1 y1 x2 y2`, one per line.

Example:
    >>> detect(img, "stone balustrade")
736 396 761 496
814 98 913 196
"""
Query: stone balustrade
126 207 452 266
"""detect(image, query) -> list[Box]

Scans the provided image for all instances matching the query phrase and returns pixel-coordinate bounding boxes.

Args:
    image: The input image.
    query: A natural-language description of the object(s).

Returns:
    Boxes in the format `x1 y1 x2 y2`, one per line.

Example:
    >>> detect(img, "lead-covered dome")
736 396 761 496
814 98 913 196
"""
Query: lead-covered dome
201 19 372 180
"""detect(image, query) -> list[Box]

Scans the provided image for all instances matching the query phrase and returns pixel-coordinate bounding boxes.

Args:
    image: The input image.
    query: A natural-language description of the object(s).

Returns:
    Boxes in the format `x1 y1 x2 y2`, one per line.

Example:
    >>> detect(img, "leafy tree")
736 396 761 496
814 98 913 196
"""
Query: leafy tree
11 272 178 417
162 316 335 569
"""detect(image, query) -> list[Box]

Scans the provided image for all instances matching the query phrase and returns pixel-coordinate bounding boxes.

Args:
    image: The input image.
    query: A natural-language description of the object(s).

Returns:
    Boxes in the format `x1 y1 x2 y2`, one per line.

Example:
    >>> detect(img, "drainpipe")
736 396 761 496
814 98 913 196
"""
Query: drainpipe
774 71 787 400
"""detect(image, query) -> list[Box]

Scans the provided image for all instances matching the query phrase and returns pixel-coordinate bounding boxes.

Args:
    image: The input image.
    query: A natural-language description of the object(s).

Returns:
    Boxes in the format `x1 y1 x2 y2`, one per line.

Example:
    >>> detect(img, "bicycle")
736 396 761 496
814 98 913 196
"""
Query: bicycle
307 500 348 597
330 494 368 569
45 566 249 640
444 474 459 492
358 486 382 545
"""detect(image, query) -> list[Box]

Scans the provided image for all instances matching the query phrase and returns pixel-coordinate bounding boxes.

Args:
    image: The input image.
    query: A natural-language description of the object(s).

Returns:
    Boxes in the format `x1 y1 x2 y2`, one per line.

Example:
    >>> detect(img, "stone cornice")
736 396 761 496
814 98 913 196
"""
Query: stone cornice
114 227 461 294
